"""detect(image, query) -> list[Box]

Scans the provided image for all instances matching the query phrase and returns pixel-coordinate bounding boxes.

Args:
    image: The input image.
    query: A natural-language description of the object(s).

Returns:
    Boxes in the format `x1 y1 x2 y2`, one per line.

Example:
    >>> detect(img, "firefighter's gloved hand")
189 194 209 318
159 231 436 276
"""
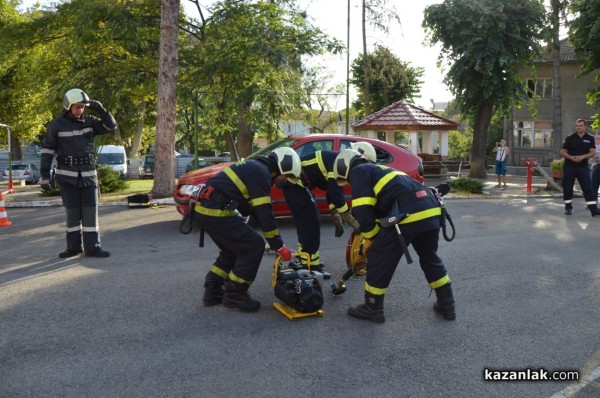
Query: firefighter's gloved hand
87 100 107 114
39 179 54 191
329 209 344 237
340 210 361 232
359 238 373 255
276 245 293 261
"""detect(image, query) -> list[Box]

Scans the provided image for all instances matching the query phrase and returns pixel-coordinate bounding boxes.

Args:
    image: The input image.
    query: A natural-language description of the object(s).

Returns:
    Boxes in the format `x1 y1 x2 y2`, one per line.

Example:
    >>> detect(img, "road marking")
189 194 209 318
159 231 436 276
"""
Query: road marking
550 365 600 397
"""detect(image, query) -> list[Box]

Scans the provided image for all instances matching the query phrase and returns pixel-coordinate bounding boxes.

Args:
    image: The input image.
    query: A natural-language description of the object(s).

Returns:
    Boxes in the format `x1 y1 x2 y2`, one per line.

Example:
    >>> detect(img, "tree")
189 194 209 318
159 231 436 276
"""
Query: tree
423 0 546 178
569 0 600 126
550 0 568 156
350 45 423 119
153 0 179 198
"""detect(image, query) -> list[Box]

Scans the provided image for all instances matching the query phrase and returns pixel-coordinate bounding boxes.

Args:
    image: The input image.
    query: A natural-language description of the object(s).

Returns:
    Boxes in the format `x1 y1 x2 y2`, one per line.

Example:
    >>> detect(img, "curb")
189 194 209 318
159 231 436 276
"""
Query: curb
5 197 176 208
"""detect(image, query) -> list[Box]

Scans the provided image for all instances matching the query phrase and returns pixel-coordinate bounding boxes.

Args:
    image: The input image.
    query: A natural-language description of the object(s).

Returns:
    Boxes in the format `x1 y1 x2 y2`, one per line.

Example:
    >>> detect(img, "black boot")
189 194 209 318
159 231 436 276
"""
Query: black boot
59 249 83 258
348 292 385 323
203 276 224 307
588 205 600 217
434 283 456 320
86 248 110 257
223 281 261 312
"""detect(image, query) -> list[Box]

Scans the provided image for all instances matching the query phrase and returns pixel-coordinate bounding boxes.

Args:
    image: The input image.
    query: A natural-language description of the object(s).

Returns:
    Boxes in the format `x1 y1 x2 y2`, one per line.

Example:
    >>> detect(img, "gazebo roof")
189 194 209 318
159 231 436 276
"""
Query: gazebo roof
352 100 459 131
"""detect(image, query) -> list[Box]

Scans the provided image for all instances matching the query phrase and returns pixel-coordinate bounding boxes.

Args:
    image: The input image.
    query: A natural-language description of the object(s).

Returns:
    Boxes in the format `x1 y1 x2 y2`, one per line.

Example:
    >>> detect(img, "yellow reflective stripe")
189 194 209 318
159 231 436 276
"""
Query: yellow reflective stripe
365 281 387 295
250 195 271 207
263 228 280 239
224 167 249 199
352 197 376 207
362 224 380 240
430 275 450 289
316 151 329 179
229 272 252 285
373 171 399 196
399 207 442 224
328 203 335 210
194 204 236 217
210 265 228 279
301 158 318 167
336 203 349 213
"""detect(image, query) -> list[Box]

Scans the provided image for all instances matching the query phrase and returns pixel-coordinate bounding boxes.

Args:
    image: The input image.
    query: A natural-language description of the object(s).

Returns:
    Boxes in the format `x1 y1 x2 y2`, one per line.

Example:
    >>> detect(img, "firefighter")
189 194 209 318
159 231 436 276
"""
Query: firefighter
279 146 368 272
40 89 117 258
333 149 455 323
193 147 299 312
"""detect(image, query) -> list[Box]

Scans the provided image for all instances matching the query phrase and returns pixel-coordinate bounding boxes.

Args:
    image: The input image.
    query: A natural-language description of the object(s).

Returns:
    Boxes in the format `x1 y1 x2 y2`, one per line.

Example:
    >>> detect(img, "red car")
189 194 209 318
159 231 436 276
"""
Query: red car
172 134 424 216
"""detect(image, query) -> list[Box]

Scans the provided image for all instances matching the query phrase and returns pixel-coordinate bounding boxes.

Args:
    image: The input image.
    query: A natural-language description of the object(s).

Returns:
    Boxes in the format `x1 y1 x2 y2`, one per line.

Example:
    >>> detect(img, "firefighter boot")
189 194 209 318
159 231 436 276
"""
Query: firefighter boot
433 283 456 320
223 281 261 312
203 275 224 307
348 292 385 323
588 204 600 217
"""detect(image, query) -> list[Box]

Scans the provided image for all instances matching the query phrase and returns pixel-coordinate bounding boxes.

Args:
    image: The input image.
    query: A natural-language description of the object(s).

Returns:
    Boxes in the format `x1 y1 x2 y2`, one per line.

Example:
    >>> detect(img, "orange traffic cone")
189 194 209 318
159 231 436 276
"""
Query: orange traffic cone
0 191 12 227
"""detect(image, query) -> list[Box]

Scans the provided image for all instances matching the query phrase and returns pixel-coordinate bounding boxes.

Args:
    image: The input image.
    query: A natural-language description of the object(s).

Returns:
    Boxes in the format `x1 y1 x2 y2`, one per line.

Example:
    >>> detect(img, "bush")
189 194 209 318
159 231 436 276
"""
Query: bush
448 177 484 194
550 158 564 171
97 165 128 193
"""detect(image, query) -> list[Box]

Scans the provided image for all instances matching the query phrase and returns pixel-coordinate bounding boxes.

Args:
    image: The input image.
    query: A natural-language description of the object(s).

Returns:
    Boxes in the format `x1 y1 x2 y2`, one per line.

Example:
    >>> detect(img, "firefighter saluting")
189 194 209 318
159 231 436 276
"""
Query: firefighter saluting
333 149 456 323
40 89 117 258
193 148 299 312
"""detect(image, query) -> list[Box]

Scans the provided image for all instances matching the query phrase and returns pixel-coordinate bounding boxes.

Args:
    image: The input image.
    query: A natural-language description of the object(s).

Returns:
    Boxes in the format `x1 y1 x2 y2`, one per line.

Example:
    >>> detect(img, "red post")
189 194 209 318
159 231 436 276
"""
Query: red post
523 158 536 194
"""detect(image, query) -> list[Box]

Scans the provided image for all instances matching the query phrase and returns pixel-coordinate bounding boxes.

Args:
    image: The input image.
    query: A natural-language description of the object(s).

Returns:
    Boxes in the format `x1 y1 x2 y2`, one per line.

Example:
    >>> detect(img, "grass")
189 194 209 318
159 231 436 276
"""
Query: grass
99 179 155 202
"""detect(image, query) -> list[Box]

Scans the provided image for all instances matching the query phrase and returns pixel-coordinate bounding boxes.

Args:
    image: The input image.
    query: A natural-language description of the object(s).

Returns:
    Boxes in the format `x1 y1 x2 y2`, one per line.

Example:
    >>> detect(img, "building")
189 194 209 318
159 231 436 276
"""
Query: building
510 39 599 166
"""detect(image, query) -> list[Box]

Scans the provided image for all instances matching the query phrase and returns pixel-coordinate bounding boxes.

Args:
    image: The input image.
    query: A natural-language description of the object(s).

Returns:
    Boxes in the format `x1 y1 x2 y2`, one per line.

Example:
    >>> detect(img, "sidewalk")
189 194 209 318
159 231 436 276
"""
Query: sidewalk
1 173 564 208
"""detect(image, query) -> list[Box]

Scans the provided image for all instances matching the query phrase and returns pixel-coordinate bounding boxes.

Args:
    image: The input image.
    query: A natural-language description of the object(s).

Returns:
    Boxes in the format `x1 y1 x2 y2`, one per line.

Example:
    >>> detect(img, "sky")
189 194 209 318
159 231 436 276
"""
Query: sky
18 0 452 111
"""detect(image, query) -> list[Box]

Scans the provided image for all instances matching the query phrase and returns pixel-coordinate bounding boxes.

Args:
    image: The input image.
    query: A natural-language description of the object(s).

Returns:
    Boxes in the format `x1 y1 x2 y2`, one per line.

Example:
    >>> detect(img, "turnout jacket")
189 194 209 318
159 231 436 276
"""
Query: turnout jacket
300 150 349 212
349 163 441 239
40 110 117 187
194 159 285 251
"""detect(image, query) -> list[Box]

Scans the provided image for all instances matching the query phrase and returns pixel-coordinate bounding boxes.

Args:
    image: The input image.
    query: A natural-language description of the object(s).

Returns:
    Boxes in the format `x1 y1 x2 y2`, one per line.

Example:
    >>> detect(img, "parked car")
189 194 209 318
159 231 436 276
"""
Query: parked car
139 155 155 179
2 162 41 184
185 159 216 173
172 134 424 217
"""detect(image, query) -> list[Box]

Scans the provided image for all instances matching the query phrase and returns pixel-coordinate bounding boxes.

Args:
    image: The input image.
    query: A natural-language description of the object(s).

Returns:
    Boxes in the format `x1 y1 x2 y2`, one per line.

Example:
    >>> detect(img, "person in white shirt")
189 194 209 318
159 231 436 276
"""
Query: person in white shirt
492 138 510 189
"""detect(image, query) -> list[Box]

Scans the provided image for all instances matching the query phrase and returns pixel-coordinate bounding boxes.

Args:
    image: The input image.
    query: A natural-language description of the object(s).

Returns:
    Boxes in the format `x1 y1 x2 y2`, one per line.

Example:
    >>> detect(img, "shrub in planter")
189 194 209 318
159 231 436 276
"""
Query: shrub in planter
448 177 484 194
550 159 564 179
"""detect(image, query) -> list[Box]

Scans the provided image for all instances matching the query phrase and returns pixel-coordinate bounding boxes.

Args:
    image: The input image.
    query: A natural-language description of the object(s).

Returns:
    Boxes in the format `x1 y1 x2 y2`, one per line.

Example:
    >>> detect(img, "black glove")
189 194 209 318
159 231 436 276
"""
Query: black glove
329 209 344 237
40 178 55 191
87 100 107 114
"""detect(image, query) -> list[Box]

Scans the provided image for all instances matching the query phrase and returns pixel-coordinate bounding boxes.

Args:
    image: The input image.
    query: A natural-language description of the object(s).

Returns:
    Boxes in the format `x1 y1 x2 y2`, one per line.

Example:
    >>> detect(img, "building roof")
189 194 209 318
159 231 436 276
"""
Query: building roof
534 38 579 63
352 100 459 131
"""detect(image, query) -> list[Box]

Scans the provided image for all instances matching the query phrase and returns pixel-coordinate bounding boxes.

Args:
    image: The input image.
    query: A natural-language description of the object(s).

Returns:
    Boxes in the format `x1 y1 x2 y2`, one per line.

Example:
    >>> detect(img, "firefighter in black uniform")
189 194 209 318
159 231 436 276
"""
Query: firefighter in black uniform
193 147 299 312
560 118 600 216
333 149 455 323
40 89 117 258
279 149 361 272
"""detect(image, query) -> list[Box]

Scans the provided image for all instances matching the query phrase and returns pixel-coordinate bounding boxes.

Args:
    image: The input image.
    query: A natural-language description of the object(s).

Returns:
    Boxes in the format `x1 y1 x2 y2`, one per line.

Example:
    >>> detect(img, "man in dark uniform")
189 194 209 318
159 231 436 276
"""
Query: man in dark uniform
40 88 117 258
560 118 600 216
279 149 361 273
333 149 455 323
193 147 299 312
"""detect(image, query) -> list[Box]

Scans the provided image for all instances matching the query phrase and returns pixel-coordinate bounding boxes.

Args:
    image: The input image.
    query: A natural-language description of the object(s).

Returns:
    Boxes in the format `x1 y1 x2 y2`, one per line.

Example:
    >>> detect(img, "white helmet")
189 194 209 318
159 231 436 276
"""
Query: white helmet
63 88 90 110
269 147 301 178
351 141 377 163
333 149 363 182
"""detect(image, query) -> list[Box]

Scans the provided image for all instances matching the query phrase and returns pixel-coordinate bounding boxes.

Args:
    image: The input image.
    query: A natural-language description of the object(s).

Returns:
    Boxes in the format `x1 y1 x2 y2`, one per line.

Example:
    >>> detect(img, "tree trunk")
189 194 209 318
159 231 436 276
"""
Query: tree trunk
362 0 371 116
237 101 253 158
153 0 179 198
130 101 147 157
551 0 563 157
469 100 494 179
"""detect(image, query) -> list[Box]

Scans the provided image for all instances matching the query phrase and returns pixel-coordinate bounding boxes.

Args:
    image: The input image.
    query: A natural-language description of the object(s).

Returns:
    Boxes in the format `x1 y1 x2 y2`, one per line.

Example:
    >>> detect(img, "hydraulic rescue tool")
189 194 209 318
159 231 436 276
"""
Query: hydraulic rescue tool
272 252 325 320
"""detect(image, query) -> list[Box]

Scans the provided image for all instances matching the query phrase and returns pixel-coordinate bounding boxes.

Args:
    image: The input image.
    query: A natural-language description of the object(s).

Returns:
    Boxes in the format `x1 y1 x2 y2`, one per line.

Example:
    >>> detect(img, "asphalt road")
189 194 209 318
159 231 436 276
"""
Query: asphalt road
1 198 599 398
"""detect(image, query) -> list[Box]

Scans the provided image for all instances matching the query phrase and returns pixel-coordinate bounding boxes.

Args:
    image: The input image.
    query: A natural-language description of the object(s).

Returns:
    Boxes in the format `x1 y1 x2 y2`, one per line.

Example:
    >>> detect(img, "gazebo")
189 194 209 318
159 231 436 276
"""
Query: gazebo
351 100 459 159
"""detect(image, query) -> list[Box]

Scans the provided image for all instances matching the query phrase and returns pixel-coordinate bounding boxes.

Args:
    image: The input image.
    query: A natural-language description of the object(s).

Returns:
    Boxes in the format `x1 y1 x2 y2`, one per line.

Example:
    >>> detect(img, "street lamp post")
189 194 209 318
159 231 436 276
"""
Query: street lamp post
0 123 13 193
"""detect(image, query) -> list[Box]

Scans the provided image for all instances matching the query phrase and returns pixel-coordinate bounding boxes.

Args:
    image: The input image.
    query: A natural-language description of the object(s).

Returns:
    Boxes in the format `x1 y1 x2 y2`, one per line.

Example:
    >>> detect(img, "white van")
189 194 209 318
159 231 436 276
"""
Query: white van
96 145 129 178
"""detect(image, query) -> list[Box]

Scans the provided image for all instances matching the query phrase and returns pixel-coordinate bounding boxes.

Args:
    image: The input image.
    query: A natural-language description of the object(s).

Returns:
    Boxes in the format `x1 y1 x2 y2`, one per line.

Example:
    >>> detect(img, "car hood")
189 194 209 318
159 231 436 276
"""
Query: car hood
177 161 233 185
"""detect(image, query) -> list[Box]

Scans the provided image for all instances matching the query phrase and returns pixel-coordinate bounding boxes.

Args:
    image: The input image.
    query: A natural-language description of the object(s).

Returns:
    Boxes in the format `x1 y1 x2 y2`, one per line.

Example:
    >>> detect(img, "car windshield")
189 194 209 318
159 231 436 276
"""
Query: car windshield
11 164 29 170
245 138 296 160
97 153 124 165
144 156 155 166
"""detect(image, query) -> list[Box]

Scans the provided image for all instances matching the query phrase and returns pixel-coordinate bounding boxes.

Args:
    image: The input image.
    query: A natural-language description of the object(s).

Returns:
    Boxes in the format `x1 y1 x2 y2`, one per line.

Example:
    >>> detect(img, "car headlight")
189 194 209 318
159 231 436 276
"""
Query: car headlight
179 184 203 197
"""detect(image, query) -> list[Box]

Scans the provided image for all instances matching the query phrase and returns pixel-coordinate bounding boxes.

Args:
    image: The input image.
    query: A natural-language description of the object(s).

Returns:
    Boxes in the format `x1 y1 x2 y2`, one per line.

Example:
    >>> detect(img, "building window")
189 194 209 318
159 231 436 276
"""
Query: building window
514 121 553 148
526 78 553 99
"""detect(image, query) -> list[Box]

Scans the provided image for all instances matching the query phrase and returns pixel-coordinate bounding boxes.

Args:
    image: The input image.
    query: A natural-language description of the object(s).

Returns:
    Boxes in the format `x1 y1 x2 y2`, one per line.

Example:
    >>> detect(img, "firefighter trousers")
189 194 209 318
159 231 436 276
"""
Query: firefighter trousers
60 183 100 252
281 182 321 258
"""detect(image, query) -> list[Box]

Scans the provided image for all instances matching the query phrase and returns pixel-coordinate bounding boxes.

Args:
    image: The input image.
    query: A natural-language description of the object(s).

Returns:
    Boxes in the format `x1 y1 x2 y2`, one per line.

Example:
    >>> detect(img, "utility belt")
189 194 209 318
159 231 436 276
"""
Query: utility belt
57 154 94 166
196 185 239 211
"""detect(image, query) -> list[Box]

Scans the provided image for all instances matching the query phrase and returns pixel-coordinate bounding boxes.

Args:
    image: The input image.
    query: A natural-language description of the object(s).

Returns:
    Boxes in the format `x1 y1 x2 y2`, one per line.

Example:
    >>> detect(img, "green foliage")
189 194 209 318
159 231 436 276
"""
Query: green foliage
351 45 424 118
448 130 472 159
448 177 484 194
569 0 600 124
550 158 564 171
97 165 128 194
